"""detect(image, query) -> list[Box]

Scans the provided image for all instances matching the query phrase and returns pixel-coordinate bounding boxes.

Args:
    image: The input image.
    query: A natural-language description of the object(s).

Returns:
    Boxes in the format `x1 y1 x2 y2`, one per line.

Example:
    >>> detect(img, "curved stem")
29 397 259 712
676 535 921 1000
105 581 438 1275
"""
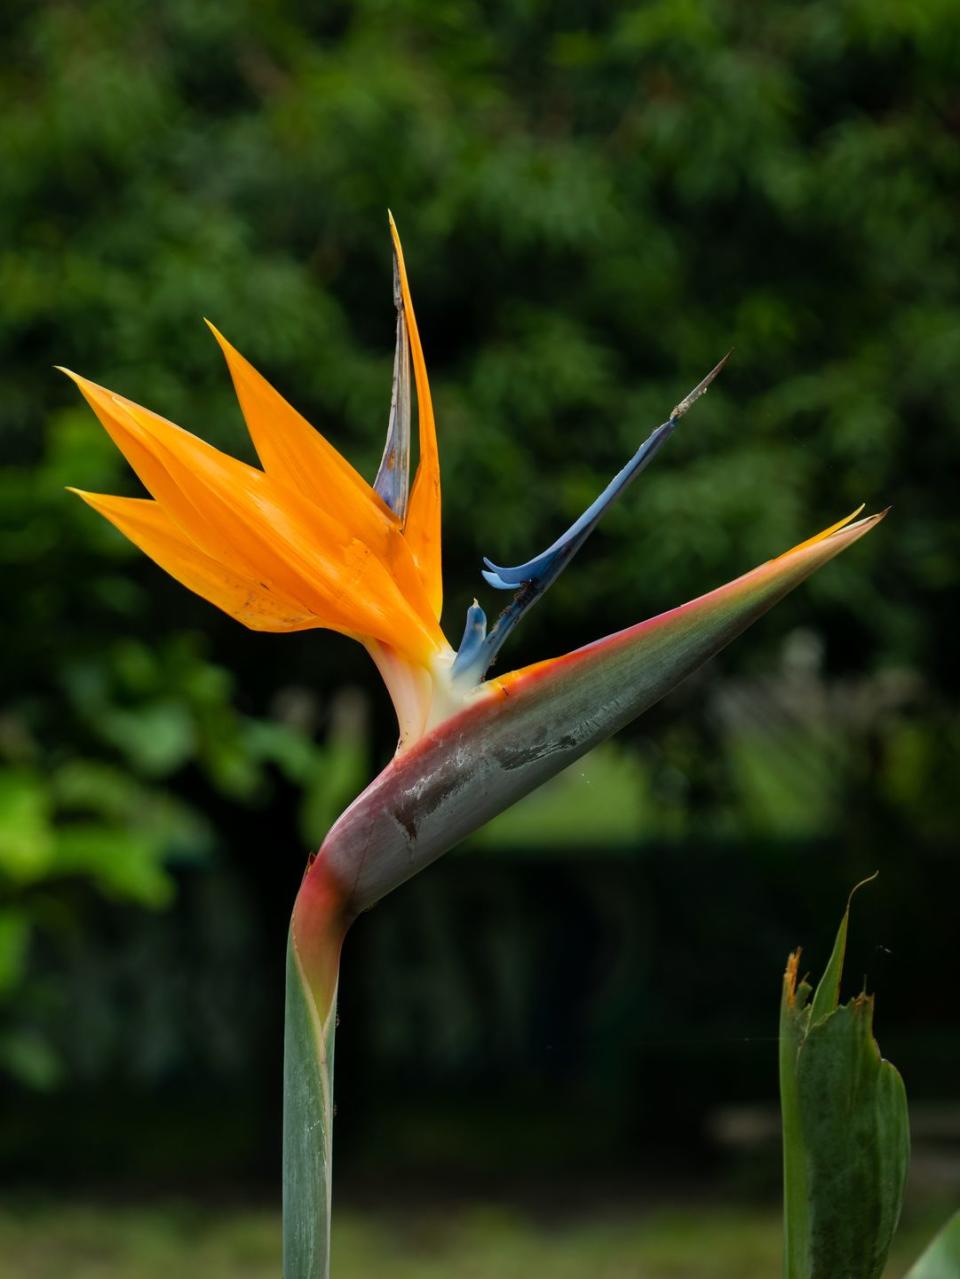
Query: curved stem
283 859 350 1279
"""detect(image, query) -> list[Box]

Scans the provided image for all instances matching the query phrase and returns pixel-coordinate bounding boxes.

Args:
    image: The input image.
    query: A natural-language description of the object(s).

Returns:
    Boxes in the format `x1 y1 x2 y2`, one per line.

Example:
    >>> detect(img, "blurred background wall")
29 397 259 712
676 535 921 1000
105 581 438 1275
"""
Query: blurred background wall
1 0 958 1203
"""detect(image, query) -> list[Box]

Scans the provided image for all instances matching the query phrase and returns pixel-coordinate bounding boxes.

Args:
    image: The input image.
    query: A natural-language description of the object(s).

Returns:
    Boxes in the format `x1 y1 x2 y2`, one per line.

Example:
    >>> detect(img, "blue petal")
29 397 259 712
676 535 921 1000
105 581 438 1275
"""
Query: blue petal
481 568 516 591
481 419 676 592
453 355 731 684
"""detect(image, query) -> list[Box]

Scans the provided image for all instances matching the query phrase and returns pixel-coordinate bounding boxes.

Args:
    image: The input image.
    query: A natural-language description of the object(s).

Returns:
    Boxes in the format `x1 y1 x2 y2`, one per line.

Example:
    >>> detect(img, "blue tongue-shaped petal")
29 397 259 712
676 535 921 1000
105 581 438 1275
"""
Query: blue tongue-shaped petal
480 417 677 591
454 353 731 682
373 248 412 520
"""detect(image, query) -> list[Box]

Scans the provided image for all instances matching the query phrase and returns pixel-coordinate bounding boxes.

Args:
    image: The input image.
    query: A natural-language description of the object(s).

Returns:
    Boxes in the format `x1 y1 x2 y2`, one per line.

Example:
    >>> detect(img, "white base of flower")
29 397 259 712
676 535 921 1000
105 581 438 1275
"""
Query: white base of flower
366 641 486 751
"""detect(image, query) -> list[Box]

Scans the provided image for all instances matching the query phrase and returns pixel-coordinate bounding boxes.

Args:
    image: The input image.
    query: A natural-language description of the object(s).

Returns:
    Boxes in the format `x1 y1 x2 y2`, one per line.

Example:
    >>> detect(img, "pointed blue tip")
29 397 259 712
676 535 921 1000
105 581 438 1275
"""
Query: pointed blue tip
480 418 676 598
481 568 515 591
463 358 729 684
452 600 489 679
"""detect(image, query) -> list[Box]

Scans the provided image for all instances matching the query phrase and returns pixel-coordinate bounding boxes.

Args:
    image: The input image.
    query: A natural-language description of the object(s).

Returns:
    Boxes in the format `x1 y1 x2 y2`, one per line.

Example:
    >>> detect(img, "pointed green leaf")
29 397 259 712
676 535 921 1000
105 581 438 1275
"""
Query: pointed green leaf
809 872 878 1026
904 1212 960 1279
795 995 909 1279
780 881 909 1279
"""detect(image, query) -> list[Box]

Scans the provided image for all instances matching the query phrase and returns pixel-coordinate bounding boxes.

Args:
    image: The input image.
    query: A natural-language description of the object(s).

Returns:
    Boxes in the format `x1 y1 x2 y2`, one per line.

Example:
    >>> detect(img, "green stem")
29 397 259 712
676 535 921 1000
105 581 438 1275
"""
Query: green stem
283 860 349 1279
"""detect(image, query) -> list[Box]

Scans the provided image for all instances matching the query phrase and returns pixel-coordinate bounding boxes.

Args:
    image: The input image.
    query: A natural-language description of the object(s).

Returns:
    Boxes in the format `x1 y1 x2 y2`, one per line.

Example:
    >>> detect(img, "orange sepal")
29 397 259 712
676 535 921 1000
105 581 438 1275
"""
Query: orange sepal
70 491 323 632
772 504 867 560
204 323 438 626
62 370 445 664
204 321 393 534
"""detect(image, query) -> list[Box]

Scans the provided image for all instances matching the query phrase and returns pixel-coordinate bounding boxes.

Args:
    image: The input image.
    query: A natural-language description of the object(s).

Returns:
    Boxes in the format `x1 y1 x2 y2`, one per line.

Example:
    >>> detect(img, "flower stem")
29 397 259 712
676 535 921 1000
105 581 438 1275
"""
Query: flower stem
283 861 349 1279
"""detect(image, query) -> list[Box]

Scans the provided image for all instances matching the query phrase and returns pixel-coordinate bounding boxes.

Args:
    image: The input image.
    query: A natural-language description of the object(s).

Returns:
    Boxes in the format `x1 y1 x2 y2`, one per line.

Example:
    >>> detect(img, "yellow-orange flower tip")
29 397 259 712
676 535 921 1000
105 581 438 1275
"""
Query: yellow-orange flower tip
784 949 801 1007
773 503 869 560
487 506 886 700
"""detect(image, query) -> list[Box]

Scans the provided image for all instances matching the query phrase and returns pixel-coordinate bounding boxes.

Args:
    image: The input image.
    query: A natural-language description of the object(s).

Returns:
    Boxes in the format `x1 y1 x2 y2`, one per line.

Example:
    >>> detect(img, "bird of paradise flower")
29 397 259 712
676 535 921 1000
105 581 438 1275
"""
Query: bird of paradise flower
64 216 884 1279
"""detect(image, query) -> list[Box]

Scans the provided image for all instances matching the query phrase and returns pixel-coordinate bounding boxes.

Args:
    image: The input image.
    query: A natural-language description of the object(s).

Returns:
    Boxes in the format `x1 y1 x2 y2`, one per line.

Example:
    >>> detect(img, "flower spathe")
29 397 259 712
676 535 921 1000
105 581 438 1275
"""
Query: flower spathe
313 503 883 915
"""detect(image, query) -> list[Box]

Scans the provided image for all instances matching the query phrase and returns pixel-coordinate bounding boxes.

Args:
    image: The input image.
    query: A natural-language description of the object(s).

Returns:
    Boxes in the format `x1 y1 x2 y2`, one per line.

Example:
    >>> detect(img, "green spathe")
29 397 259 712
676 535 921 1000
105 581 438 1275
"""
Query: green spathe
780 882 910 1279
321 514 883 916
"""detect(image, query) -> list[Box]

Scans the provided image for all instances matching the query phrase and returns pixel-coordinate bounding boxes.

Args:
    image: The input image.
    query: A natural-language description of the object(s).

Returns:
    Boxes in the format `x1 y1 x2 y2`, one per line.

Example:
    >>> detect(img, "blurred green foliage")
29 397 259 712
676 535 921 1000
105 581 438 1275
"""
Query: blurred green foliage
1 0 957 1115
1 395 366 1083
0 1196 954 1279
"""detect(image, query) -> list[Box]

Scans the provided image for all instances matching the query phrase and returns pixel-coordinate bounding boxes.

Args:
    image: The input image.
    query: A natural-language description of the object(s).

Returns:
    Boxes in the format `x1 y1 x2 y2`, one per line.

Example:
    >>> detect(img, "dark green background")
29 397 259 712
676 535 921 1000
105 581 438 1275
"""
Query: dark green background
1 0 957 1192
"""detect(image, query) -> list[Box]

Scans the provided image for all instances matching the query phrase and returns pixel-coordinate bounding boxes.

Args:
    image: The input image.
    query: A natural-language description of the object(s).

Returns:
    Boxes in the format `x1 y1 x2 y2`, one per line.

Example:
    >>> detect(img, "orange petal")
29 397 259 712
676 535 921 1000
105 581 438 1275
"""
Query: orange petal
64 371 445 662
70 491 323 632
204 321 394 536
59 368 255 574
204 323 439 628
389 214 443 620
115 392 441 656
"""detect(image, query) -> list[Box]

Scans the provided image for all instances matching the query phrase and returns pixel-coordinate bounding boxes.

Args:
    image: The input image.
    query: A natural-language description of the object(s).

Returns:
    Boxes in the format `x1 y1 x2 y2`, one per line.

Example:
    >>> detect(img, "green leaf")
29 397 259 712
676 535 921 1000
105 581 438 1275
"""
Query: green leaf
0 1028 63 1090
780 881 909 1279
52 825 175 907
795 995 908 1279
0 772 54 882
808 872 878 1025
0 909 30 993
97 701 198 777
904 1212 960 1279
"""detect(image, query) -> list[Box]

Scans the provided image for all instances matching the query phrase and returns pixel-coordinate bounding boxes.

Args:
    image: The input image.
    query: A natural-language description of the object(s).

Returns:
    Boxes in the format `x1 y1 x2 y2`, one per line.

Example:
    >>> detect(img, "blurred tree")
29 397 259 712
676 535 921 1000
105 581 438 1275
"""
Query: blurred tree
0 0 956 1147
